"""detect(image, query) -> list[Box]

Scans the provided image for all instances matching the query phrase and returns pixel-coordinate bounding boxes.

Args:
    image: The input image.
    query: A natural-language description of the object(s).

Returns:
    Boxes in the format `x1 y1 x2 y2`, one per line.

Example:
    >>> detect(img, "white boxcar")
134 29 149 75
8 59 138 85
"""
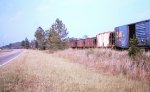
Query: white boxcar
96 32 114 48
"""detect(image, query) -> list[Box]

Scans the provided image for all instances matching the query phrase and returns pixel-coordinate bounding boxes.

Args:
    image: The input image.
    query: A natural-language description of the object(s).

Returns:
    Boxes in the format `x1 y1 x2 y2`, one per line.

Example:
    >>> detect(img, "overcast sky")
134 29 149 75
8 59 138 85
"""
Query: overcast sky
0 0 150 46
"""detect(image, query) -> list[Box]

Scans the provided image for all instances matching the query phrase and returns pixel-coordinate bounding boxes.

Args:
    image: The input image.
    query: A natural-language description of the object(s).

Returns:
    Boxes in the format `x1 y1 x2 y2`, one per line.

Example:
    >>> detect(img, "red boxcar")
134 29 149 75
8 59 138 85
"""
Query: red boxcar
84 37 97 48
68 40 77 48
77 39 85 48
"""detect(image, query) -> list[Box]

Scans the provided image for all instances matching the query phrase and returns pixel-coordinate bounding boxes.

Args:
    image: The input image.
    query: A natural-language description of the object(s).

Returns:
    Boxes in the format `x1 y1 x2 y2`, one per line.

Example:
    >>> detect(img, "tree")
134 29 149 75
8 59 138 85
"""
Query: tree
83 35 88 39
21 38 30 49
48 18 68 50
25 38 30 49
30 40 38 49
9 43 12 49
128 36 140 57
21 40 25 48
35 27 46 50
34 40 39 48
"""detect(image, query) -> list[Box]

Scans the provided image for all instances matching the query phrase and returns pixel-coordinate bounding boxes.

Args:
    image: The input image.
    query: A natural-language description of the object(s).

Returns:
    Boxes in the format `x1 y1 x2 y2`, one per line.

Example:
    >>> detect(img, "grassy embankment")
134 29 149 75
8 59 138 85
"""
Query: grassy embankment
0 49 150 92
53 48 150 81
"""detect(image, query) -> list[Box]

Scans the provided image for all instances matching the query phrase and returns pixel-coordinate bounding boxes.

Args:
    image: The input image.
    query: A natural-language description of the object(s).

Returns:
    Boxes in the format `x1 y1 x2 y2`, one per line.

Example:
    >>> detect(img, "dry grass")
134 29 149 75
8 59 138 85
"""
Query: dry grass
0 50 150 92
53 48 150 81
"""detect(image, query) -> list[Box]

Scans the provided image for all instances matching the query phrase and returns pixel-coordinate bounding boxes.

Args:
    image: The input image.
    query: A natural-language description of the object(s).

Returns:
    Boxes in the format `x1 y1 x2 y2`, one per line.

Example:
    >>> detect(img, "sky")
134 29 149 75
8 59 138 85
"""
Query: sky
0 0 150 46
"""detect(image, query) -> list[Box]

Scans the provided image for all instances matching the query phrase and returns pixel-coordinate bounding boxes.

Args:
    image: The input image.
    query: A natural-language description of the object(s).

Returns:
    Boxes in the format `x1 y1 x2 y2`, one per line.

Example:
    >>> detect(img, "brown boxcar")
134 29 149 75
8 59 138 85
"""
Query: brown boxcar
77 39 85 48
96 32 114 48
84 37 97 48
68 40 77 48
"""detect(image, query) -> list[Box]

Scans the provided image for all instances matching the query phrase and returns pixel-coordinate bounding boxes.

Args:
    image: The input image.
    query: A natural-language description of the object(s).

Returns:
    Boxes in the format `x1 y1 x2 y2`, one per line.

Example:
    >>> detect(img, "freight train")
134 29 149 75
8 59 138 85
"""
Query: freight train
68 19 150 49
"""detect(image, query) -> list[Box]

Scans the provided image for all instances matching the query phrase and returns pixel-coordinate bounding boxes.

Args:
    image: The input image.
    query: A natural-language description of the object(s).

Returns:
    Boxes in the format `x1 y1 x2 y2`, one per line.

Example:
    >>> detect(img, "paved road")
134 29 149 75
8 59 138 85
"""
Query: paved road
0 49 23 67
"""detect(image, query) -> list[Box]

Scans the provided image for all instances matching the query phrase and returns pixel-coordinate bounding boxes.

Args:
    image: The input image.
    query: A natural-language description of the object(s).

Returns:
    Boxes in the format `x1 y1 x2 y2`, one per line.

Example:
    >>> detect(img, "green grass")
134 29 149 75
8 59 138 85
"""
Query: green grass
0 50 149 92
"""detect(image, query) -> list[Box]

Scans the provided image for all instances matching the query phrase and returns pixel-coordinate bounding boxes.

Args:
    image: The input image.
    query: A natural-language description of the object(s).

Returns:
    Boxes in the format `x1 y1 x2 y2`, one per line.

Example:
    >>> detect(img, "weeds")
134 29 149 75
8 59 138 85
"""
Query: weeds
0 50 150 92
53 48 150 81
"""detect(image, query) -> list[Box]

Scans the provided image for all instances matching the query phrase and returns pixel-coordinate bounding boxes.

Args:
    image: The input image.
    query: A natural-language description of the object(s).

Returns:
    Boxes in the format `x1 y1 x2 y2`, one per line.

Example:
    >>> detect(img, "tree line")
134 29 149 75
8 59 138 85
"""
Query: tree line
30 18 68 50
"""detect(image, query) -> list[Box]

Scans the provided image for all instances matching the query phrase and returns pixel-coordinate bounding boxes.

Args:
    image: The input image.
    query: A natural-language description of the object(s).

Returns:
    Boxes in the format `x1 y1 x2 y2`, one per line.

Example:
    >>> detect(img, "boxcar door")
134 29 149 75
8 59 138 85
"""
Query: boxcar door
135 22 147 46
147 20 150 47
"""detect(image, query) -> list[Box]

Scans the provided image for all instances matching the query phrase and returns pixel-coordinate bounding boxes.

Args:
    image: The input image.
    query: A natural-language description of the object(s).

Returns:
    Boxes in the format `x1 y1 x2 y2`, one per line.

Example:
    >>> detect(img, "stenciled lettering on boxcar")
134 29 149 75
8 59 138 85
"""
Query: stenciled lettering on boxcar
116 31 122 38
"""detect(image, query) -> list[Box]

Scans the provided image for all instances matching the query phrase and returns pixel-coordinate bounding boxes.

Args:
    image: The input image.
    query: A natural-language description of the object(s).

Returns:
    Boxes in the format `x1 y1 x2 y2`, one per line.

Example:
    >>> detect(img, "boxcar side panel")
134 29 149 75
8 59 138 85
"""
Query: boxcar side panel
85 39 90 48
135 22 147 46
97 33 104 47
68 40 77 48
147 20 150 47
103 32 111 47
115 25 129 48
97 32 113 48
85 38 96 48
77 39 85 48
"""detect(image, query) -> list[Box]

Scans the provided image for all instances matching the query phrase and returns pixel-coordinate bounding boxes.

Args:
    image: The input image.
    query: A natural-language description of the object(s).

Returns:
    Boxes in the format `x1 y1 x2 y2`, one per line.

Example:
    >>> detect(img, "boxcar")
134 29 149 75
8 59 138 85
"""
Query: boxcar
96 32 114 48
77 39 85 48
68 40 77 48
84 37 97 48
114 19 150 48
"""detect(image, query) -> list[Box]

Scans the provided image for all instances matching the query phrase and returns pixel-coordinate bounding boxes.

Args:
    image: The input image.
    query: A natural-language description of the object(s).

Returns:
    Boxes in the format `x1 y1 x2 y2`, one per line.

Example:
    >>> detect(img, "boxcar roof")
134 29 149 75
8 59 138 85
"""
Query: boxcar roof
97 31 113 35
77 37 96 40
115 19 150 28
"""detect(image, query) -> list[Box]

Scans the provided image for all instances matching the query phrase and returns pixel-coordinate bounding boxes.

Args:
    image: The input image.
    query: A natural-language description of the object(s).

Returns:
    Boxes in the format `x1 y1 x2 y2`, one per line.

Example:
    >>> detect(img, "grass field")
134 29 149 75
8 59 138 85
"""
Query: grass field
53 48 150 81
0 50 150 92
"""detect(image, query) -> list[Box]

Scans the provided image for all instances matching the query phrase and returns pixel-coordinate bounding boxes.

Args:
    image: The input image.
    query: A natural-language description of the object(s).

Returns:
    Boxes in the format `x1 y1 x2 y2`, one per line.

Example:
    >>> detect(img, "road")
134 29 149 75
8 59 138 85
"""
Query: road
0 49 23 67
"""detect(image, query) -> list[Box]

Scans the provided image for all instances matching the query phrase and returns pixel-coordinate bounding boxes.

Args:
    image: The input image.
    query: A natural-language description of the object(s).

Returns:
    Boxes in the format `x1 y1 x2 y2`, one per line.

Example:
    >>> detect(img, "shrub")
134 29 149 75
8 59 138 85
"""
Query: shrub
128 37 140 57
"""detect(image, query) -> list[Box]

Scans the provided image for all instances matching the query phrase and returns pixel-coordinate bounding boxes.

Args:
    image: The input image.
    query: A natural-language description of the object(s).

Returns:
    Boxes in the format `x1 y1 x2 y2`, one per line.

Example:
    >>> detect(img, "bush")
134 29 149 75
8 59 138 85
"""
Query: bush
128 37 140 57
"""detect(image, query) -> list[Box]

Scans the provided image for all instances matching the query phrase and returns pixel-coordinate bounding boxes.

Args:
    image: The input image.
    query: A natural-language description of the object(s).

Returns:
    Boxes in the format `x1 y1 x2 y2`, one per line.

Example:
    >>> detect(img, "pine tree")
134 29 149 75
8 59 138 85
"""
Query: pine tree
128 36 139 57
21 40 25 48
25 38 30 49
48 18 68 50
35 27 46 50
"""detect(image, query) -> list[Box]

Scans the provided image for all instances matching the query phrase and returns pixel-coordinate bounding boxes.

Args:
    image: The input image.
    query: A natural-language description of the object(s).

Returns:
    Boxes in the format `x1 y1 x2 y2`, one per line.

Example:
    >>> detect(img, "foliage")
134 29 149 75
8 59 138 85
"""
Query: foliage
83 35 88 39
34 40 39 48
25 38 30 49
30 40 38 49
34 27 46 50
21 38 30 49
48 18 68 50
9 43 12 48
21 40 25 48
128 36 140 57
34 18 68 50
